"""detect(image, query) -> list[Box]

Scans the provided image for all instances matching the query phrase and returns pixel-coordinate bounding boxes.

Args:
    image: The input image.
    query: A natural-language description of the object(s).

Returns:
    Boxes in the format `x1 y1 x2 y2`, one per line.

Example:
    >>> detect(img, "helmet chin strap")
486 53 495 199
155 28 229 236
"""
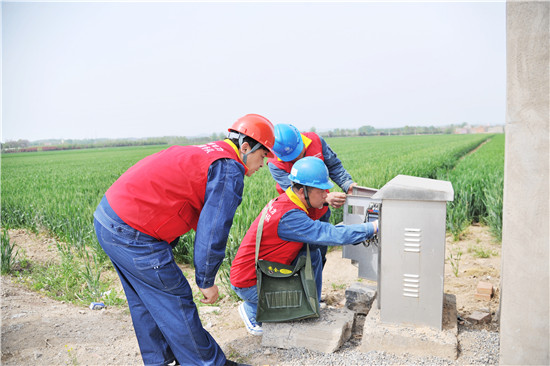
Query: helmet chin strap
241 139 262 165
291 182 313 208
228 131 262 165
303 186 313 209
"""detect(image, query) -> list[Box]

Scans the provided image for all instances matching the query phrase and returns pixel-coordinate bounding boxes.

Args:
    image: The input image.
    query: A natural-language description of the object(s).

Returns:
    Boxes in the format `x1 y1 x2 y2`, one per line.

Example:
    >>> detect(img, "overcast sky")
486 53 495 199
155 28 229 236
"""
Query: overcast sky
2 1 506 142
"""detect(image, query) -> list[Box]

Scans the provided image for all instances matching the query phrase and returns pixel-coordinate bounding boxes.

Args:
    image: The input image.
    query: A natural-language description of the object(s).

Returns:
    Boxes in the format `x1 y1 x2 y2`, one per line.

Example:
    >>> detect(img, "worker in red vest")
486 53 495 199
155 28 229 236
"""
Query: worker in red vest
267 124 358 268
93 114 275 366
230 156 378 336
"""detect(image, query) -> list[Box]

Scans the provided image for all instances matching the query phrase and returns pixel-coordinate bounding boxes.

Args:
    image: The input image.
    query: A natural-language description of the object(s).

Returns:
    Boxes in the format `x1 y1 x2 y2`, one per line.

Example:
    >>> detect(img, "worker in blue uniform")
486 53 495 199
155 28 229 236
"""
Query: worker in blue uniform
267 124 358 269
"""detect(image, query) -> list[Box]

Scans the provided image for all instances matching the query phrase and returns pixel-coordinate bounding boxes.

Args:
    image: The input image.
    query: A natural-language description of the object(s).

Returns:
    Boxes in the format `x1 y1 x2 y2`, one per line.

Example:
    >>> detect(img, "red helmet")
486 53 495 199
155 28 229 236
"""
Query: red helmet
229 114 275 157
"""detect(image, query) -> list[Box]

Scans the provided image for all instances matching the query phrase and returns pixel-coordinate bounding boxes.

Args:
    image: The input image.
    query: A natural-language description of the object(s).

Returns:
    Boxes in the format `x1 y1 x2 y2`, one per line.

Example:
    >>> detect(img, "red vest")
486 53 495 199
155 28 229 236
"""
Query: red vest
106 141 245 243
267 132 328 220
230 193 305 288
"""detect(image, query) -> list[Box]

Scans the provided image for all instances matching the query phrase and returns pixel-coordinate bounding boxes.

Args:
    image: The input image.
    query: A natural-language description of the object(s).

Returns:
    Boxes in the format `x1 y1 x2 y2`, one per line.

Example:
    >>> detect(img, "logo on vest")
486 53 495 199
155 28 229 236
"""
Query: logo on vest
198 142 224 154
265 206 277 222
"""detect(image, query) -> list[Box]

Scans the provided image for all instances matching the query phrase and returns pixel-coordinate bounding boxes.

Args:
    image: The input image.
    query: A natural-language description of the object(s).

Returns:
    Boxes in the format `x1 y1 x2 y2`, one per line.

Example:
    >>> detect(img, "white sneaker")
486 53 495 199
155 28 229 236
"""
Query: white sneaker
238 303 263 336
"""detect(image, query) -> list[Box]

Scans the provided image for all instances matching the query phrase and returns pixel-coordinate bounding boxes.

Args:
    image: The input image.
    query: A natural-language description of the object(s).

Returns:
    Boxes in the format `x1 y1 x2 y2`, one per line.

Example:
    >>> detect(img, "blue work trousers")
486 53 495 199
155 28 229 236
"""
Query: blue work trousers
93 196 226 366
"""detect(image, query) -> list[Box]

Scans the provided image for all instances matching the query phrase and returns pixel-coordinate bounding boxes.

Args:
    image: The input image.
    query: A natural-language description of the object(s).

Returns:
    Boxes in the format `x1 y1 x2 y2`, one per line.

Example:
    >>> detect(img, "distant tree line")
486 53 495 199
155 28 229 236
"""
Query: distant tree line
1 133 227 153
316 124 461 138
2 123 489 153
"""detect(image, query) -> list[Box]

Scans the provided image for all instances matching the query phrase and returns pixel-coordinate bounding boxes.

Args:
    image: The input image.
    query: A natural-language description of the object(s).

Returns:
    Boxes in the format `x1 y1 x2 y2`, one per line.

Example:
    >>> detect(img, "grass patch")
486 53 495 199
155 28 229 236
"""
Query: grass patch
10 238 126 307
1 228 19 274
14 259 125 306
331 282 347 290
468 245 493 258
447 247 463 277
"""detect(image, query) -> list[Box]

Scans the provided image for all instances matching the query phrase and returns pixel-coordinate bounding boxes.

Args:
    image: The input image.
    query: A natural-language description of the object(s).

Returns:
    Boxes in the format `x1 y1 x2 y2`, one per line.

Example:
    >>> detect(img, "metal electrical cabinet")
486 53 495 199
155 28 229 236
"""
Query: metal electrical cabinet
342 186 380 281
343 175 453 330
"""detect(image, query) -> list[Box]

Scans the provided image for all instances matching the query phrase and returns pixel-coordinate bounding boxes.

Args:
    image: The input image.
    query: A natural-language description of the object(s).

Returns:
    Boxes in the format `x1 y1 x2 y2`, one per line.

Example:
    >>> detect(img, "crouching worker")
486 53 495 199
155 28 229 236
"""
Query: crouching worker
93 114 275 366
229 156 378 336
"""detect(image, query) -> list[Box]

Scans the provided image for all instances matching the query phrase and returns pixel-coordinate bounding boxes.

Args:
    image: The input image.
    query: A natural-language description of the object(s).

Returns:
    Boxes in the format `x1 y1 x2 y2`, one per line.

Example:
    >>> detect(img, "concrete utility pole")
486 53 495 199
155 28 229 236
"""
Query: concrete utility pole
500 1 549 365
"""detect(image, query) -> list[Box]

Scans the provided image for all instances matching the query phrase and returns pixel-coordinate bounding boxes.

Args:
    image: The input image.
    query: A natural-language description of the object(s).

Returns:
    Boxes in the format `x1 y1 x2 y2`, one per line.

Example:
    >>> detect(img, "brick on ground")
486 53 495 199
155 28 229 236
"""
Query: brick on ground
467 310 491 324
474 293 492 301
476 281 494 295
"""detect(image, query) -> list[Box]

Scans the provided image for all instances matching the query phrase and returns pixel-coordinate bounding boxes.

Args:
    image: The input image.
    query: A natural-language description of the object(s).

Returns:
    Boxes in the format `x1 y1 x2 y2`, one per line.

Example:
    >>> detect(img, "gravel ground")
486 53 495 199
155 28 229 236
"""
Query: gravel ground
241 321 500 365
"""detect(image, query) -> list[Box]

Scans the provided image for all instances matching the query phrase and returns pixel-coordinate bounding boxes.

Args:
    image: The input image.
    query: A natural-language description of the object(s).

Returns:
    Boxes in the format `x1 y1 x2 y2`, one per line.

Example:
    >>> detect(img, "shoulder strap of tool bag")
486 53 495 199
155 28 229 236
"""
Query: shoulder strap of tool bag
255 199 274 265
254 199 314 280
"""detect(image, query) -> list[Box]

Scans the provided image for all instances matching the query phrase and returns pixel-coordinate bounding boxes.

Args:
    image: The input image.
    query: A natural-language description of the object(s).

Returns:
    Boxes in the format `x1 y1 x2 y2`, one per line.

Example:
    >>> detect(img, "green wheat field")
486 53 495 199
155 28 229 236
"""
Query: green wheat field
1 134 504 305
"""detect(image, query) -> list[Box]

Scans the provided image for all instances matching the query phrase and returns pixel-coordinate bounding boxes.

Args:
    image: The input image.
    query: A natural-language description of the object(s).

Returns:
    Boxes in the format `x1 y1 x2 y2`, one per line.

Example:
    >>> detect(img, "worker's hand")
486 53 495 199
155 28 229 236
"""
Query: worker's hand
372 220 379 234
199 285 219 304
346 182 358 195
326 192 347 209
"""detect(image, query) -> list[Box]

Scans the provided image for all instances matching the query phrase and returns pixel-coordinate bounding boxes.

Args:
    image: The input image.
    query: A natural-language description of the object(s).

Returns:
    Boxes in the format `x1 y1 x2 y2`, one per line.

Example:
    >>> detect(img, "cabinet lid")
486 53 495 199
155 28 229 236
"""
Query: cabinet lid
372 174 454 202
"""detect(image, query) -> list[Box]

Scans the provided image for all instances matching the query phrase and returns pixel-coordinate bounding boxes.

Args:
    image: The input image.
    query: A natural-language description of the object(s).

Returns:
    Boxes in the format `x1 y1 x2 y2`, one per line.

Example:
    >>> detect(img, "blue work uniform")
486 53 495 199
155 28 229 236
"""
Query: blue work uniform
94 158 244 366
268 136 355 263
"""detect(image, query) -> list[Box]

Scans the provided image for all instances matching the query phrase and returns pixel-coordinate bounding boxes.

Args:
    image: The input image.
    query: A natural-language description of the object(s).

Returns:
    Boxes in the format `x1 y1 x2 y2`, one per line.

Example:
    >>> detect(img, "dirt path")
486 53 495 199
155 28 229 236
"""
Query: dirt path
1 225 501 365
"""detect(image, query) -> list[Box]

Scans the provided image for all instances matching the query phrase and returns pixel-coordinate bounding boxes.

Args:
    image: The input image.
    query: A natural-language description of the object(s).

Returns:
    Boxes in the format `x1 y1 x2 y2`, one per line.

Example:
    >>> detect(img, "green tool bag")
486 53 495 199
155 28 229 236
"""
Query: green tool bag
255 201 320 323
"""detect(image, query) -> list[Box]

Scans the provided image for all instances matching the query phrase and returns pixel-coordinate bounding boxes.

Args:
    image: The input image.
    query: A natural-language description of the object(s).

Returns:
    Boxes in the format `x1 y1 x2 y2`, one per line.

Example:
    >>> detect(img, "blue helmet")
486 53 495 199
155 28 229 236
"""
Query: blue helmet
272 124 304 162
288 157 334 190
